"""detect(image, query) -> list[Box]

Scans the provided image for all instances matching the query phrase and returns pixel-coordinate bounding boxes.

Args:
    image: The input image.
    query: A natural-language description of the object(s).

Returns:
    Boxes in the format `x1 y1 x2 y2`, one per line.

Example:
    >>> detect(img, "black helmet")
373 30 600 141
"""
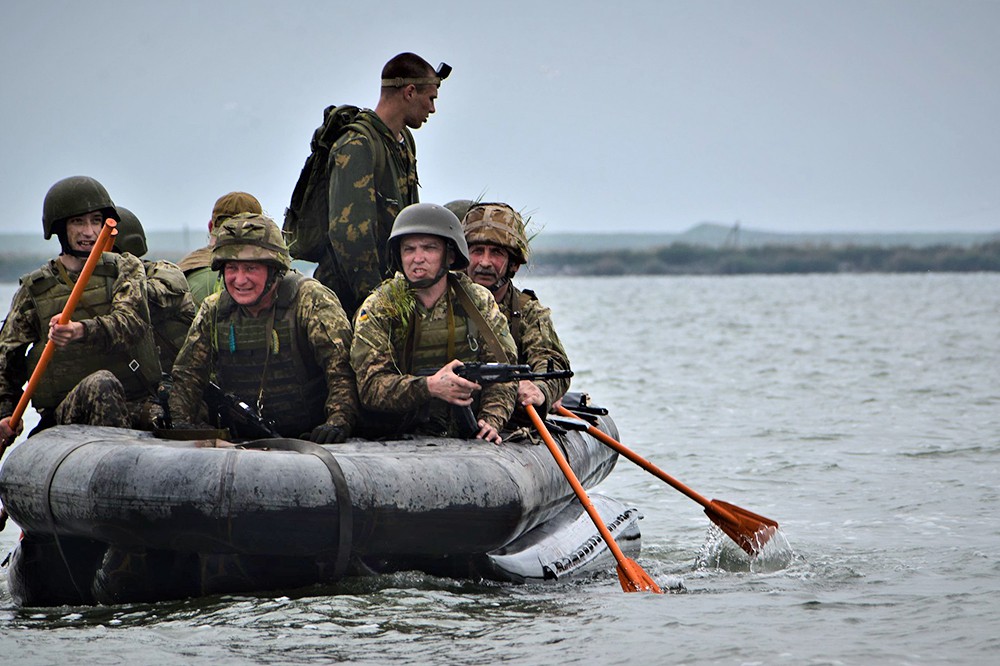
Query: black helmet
42 176 116 240
113 207 148 257
387 203 469 271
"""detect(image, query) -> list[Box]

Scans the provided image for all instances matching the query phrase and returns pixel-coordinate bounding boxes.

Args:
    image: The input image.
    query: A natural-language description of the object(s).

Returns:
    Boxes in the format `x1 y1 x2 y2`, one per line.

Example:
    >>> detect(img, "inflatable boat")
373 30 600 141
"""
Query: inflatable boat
0 408 641 607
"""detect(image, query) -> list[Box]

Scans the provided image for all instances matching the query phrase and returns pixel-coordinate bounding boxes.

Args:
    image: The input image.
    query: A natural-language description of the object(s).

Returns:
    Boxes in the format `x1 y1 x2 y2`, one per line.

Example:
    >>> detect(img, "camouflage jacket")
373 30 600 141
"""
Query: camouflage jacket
142 258 196 370
314 110 419 315
351 272 517 435
169 275 358 434
0 253 154 418
499 284 572 410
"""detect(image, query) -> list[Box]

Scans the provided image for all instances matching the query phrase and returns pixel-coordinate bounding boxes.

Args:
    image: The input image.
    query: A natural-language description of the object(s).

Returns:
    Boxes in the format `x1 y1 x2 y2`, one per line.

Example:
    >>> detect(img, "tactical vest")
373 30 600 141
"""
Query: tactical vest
501 286 538 364
21 255 162 410
213 272 326 437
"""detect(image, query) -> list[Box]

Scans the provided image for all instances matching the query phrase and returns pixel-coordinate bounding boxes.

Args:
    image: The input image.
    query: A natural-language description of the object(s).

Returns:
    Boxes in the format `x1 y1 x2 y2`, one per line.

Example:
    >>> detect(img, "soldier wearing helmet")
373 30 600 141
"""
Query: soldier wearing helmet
350 203 516 444
0 176 163 445
169 213 358 443
315 53 451 316
113 206 196 370
462 203 571 413
177 191 263 306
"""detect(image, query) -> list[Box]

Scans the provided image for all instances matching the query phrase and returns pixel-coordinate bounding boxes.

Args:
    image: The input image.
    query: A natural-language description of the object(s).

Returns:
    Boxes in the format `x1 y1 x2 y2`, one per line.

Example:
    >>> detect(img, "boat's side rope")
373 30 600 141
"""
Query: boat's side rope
237 438 353 579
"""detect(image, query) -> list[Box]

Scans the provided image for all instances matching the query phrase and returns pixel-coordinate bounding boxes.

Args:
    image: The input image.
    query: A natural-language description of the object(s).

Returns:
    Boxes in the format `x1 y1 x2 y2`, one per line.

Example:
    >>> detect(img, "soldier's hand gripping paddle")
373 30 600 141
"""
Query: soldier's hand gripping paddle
555 405 778 557
526 404 661 593
0 220 117 461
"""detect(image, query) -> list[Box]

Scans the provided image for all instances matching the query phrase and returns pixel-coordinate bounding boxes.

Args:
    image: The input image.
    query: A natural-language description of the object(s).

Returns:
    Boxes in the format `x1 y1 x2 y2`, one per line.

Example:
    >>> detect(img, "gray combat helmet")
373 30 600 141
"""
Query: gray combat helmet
113 207 148 257
387 202 470 271
42 176 117 240
443 199 476 223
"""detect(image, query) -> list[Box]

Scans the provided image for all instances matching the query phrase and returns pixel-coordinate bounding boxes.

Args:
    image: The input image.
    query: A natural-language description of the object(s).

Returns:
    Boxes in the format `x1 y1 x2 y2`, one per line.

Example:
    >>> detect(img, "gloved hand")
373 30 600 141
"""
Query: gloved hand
308 423 347 444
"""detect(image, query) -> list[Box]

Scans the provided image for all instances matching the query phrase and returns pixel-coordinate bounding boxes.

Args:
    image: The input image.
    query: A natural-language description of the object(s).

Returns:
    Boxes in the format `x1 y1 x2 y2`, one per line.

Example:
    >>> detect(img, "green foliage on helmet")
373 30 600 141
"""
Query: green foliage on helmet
42 176 116 239
388 203 470 270
113 206 148 257
211 213 292 272
462 202 530 266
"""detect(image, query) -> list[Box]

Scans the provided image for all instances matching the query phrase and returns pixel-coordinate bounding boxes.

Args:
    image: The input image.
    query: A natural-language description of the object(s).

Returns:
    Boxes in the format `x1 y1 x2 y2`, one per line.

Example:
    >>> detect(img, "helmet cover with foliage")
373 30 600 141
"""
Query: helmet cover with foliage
388 203 470 271
443 199 476 224
211 213 292 272
462 202 530 266
42 176 117 240
113 206 148 257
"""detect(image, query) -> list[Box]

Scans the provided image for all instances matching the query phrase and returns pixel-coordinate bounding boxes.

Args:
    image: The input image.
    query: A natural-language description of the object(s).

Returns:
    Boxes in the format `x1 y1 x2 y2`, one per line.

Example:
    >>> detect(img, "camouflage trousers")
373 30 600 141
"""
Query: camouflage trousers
52 370 162 431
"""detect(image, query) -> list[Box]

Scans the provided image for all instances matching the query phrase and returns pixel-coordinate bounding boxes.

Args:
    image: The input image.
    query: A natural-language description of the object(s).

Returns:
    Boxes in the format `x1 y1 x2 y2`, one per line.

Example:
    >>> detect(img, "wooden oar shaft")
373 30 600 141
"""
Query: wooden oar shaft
526 405 641 582
555 405 721 511
4 220 117 437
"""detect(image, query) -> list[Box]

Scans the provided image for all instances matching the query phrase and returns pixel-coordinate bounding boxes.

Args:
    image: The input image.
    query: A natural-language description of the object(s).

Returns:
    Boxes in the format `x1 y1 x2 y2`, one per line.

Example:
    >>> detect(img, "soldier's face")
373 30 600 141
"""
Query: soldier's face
64 211 104 254
467 244 510 289
404 84 437 129
400 234 447 283
223 261 270 306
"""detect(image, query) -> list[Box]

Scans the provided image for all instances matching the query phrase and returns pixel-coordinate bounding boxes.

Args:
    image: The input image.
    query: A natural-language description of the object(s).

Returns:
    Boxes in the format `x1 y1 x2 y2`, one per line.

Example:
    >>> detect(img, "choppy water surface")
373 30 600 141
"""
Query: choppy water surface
2 273 998 664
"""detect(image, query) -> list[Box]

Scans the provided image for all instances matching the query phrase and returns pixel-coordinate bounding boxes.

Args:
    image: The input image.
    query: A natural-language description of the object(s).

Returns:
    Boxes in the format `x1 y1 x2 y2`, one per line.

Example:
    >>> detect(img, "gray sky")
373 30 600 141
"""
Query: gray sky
2 0 998 237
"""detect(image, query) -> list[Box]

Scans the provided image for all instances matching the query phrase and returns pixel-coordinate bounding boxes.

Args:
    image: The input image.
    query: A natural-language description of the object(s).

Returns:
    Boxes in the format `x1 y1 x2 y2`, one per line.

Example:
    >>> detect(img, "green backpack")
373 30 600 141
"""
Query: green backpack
282 104 379 262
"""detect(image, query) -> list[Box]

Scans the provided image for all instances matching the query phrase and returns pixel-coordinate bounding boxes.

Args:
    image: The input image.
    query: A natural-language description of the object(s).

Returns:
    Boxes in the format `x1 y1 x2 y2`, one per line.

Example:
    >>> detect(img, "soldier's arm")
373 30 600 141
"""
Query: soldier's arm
327 132 384 302
145 261 196 322
350 302 432 413
518 298 572 408
299 282 358 433
0 287 37 418
80 253 152 349
167 298 216 424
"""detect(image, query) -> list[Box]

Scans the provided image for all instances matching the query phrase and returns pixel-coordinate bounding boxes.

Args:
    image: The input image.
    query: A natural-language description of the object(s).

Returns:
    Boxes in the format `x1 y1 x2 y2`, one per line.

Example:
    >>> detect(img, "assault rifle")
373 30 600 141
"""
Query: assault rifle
417 361 573 437
203 381 280 439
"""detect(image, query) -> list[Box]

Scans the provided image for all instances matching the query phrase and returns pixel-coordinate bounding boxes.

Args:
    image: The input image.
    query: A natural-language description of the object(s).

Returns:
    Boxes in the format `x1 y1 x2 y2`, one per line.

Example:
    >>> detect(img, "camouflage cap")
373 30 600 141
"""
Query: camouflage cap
211 191 262 229
462 203 530 266
211 213 291 272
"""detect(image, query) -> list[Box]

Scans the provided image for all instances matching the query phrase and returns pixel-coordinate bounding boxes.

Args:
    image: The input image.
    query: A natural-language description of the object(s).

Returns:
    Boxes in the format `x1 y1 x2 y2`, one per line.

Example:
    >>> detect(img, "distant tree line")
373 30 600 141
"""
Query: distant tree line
530 241 1000 276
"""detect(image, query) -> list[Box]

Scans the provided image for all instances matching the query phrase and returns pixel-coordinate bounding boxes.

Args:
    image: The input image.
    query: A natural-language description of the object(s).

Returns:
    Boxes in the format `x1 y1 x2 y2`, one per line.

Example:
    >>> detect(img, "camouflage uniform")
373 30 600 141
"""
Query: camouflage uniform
314 110 419 315
351 272 517 436
0 253 162 431
142 259 196 370
169 214 358 438
497 284 571 410
177 247 220 307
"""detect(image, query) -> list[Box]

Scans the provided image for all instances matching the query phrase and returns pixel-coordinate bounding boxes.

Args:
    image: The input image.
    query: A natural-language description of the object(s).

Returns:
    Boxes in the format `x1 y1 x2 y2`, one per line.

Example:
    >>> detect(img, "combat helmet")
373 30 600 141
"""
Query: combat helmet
211 213 292 272
462 202 530 267
388 203 469 271
42 176 117 240
443 199 476 224
113 207 148 257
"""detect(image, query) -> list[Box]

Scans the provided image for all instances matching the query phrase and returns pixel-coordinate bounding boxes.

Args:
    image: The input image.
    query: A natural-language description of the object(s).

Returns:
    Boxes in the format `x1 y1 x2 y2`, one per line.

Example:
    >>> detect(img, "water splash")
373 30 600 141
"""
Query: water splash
695 525 794 573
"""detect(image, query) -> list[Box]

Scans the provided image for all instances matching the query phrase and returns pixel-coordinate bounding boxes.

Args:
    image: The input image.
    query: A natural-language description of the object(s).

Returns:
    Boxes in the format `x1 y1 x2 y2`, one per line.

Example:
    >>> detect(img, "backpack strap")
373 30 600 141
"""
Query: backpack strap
448 274 510 362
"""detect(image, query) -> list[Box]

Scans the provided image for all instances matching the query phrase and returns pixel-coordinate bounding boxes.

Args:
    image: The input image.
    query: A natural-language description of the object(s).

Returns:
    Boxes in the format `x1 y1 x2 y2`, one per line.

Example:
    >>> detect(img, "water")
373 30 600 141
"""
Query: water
1 273 998 664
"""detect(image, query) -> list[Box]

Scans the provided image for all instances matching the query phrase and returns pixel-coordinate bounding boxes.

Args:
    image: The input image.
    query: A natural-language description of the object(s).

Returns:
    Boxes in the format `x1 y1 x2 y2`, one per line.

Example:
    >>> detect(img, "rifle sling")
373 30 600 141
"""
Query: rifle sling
448 274 509 362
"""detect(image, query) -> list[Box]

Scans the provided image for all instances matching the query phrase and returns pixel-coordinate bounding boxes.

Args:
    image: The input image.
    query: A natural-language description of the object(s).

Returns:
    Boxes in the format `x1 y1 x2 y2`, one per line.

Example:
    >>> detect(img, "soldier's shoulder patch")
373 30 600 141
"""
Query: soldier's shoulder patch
356 308 368 323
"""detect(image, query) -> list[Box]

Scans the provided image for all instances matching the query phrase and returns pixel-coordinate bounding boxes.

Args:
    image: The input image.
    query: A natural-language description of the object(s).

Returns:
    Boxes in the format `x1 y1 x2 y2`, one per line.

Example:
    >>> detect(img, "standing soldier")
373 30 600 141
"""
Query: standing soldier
462 203 571 412
177 191 263 307
351 203 516 444
315 53 450 316
0 176 162 444
169 213 357 442
114 206 196 371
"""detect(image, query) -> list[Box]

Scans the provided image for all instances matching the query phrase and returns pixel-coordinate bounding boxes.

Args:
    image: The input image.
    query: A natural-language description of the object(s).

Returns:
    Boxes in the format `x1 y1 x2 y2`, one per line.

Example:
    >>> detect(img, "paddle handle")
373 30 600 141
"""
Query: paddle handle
527 405 658 592
3 220 117 439
554 405 725 511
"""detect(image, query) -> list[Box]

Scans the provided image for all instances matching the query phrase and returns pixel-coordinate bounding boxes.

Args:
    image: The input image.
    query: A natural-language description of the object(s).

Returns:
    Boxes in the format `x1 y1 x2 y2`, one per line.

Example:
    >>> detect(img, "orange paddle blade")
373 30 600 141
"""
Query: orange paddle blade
617 559 662 593
705 499 779 556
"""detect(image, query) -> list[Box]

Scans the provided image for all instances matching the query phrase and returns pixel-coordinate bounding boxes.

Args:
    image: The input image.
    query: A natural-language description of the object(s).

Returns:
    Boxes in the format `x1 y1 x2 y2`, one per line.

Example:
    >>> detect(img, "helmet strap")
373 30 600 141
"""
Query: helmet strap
405 264 449 290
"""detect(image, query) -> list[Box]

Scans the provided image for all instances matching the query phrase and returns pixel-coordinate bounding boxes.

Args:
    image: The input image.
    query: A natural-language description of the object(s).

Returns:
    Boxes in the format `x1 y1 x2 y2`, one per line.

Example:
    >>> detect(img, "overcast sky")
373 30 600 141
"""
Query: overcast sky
2 0 998 238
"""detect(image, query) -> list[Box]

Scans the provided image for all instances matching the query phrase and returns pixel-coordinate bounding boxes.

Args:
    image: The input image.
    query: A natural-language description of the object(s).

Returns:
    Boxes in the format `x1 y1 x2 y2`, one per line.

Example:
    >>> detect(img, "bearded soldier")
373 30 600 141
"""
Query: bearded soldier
0 176 163 445
113 206 196 371
461 202 571 412
351 203 516 444
169 213 357 442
